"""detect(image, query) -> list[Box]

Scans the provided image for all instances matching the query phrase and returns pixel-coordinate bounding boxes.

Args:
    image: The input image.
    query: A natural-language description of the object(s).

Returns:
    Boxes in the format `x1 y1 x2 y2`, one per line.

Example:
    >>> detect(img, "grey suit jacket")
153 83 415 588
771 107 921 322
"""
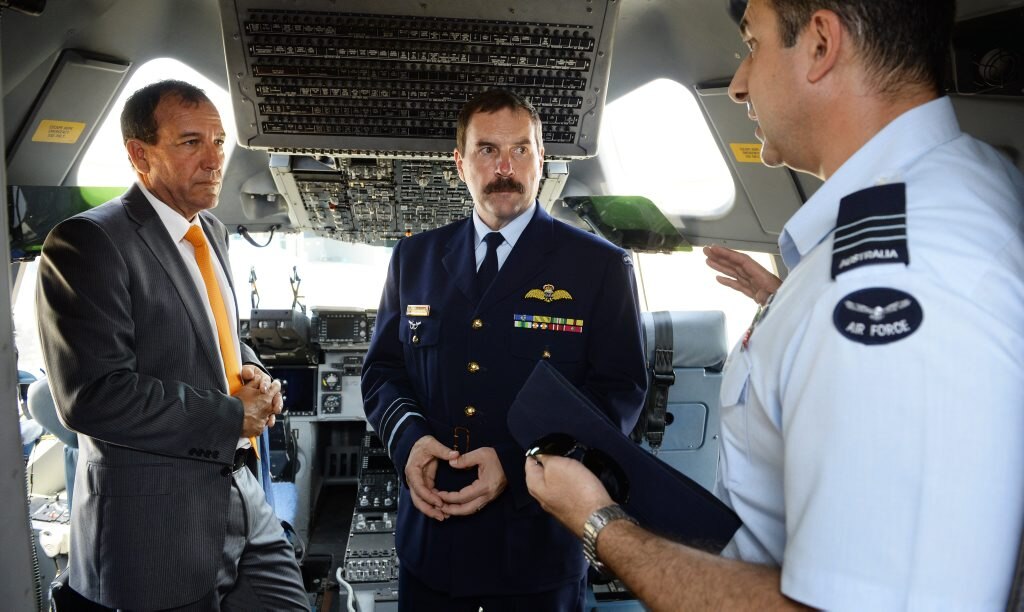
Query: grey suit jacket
36 184 256 609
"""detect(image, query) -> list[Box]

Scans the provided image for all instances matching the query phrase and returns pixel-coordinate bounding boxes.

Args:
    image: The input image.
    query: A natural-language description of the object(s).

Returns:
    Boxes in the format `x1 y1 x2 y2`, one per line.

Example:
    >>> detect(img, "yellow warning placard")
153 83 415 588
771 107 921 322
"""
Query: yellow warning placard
729 143 763 163
31 120 86 144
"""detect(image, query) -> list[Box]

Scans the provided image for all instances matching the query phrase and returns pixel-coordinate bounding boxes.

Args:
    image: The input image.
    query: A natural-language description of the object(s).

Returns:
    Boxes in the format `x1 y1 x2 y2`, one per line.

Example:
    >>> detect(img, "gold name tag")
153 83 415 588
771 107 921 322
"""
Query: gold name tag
406 305 431 316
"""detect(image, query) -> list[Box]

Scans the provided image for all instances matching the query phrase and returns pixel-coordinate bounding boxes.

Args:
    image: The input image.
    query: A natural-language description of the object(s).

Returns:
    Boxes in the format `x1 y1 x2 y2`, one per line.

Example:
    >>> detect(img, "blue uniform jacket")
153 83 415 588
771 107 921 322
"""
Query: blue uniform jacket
361 204 648 596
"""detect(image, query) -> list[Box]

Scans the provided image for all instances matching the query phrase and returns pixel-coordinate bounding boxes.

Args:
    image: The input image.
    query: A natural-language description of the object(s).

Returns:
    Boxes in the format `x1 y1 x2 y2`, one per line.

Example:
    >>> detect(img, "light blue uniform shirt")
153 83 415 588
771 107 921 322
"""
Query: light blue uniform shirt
717 97 1024 610
471 201 535 271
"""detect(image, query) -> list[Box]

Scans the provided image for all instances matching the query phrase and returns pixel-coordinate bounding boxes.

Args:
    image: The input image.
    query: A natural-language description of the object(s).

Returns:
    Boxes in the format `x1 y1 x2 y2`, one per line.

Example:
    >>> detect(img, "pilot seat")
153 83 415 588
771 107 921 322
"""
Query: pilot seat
633 310 728 492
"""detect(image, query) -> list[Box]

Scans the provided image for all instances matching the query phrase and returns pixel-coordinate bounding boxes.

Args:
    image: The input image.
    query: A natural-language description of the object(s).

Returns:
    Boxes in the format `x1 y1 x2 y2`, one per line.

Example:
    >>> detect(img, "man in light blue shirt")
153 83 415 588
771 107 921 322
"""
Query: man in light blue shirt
526 0 1024 609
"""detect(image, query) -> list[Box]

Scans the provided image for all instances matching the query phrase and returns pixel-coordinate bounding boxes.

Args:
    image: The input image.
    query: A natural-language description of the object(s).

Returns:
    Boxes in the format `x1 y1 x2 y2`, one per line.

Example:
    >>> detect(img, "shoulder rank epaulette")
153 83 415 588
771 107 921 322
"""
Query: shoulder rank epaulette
831 182 909 279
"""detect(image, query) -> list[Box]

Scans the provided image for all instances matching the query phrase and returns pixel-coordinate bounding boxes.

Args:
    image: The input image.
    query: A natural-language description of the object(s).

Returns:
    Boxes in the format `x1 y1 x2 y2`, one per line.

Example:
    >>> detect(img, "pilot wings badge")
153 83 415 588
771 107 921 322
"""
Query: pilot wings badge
525 283 573 303
844 298 911 322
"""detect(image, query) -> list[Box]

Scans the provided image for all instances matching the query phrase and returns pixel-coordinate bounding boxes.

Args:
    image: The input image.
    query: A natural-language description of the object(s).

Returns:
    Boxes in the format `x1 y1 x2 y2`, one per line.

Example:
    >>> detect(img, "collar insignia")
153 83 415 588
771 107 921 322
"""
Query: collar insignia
525 283 573 303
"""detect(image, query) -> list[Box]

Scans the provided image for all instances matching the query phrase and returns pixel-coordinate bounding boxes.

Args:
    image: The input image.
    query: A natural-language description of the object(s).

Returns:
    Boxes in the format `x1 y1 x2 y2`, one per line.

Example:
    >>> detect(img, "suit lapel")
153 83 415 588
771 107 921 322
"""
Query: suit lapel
441 218 480 303
123 186 224 380
478 205 555 311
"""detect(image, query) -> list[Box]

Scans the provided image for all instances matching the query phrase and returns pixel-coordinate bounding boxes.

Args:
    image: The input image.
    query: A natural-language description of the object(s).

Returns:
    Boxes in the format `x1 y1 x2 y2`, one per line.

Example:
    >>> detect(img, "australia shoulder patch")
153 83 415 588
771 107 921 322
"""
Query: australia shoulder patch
831 183 909 279
833 287 922 345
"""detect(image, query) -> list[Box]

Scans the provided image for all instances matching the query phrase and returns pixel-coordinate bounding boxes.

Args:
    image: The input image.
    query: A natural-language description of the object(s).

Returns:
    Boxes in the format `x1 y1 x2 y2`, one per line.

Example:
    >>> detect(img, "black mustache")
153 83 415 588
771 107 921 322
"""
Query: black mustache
484 178 524 194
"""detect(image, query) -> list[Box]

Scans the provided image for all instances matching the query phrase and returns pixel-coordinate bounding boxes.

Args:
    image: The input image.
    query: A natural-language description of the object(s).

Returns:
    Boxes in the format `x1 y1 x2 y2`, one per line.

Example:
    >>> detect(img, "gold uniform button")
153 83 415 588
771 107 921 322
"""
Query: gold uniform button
542 349 552 359
471 319 484 330
464 406 477 417
467 361 480 373
412 335 420 344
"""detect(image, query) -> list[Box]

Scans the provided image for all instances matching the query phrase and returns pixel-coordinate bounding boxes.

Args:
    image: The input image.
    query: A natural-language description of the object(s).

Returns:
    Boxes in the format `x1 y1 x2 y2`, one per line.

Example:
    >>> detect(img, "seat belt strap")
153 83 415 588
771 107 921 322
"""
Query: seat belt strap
632 311 675 450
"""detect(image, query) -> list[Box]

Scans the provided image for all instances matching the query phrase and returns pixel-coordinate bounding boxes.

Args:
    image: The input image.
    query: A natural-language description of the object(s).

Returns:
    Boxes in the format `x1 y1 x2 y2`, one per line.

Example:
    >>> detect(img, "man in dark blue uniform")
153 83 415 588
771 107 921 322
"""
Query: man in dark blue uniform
361 89 648 610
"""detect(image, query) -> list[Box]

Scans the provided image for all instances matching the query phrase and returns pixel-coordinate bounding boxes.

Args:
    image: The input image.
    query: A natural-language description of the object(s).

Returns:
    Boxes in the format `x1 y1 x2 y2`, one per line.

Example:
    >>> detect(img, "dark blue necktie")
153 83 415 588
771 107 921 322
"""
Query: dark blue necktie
476 232 504 294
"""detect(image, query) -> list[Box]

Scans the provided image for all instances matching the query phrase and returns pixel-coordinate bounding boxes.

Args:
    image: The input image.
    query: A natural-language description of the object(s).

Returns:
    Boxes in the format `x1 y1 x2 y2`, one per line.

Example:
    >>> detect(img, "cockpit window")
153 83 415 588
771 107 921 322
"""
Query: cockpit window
228 234 392 321
636 249 775 348
599 79 766 347
600 78 735 217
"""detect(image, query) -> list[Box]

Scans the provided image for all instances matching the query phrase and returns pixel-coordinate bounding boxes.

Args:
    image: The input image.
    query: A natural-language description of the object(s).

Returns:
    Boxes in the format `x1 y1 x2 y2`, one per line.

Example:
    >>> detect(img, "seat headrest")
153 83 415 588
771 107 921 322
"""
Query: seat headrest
641 311 728 370
27 378 79 449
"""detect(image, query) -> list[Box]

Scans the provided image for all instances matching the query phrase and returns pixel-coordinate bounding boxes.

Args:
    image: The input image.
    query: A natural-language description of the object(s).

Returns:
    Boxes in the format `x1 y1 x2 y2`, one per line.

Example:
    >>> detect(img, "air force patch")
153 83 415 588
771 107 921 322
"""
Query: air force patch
831 183 909 279
833 287 922 345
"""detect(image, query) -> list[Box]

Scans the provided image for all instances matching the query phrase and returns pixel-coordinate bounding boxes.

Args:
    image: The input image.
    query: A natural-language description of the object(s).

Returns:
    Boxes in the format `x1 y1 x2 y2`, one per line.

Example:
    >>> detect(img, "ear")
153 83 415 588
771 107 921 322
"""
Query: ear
805 9 843 83
125 139 150 173
454 147 466 182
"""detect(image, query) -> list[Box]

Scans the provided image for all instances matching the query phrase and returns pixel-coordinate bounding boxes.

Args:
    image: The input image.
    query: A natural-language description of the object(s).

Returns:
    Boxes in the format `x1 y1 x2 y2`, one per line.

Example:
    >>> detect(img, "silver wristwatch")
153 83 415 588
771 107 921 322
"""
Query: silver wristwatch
582 504 637 573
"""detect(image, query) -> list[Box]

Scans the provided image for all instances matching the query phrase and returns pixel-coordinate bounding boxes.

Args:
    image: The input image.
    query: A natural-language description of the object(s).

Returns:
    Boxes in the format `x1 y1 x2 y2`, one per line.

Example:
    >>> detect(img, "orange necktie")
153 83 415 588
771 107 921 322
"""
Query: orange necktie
184 225 259 458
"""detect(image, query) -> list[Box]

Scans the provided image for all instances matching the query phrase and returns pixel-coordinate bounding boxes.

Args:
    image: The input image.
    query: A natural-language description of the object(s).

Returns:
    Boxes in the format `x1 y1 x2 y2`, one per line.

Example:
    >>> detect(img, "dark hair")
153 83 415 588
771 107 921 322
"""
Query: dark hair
456 89 543 153
120 79 212 144
767 0 956 94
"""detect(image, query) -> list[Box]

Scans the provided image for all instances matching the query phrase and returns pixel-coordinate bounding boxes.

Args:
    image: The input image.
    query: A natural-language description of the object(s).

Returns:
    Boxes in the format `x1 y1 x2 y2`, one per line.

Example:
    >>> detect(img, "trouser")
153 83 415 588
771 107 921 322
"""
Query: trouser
398 565 587 612
126 457 309 612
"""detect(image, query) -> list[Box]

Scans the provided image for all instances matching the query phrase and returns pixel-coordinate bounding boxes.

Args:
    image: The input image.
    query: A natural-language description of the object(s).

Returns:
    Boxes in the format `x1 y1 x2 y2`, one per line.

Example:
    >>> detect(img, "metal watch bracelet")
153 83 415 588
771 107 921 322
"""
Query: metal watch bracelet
582 504 638 574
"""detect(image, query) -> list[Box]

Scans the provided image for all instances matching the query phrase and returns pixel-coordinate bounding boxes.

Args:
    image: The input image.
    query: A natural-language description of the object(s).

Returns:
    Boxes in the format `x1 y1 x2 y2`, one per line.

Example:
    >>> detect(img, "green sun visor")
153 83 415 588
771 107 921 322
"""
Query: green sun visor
9 185 126 261
561 195 691 253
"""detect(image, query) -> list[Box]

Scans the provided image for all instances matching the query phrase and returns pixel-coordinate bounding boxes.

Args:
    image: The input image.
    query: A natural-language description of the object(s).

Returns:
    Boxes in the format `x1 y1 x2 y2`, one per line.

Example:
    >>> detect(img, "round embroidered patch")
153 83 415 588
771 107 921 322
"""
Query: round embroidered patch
832 287 923 345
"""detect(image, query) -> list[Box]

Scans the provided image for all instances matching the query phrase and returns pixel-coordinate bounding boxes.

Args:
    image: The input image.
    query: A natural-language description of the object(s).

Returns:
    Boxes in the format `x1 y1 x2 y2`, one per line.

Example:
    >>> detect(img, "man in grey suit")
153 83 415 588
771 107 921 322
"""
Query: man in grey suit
36 80 308 610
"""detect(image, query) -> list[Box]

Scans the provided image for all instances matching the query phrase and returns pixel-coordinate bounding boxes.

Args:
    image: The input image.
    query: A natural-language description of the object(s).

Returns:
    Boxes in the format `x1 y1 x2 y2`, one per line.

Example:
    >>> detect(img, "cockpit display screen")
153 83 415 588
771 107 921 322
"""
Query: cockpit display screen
316 310 369 345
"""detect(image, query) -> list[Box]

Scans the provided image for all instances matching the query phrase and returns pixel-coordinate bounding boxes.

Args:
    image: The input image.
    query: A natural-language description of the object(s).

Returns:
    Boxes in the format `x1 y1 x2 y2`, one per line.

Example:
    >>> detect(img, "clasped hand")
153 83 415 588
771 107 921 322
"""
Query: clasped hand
236 364 283 438
405 435 507 521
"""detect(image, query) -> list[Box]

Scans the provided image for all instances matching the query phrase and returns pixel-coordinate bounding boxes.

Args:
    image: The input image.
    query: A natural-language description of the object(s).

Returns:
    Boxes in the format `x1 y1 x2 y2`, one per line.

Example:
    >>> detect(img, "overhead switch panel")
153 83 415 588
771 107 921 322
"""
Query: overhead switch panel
218 0 621 159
